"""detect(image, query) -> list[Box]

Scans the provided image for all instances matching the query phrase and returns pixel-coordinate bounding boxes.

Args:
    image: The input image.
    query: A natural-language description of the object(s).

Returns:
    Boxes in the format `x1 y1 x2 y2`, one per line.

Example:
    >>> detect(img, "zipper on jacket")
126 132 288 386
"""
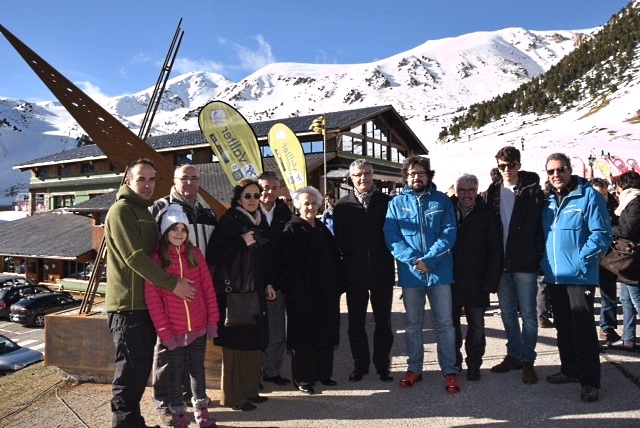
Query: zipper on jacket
416 193 429 283
176 245 192 331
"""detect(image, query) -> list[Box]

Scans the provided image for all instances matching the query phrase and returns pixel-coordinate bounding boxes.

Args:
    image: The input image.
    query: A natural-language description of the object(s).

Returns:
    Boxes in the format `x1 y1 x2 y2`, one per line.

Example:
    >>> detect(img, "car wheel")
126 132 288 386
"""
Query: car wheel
34 314 45 327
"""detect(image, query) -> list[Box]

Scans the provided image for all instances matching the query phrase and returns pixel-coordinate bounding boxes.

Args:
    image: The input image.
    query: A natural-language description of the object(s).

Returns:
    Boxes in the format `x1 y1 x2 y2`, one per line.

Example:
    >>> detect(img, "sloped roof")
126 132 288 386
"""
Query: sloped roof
15 105 424 169
71 153 334 212
0 210 94 259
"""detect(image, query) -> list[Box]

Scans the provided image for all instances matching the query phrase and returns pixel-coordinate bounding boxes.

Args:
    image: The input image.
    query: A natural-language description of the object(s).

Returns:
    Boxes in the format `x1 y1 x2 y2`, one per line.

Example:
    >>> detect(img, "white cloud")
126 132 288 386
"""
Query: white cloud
233 35 276 70
75 81 109 104
173 57 226 75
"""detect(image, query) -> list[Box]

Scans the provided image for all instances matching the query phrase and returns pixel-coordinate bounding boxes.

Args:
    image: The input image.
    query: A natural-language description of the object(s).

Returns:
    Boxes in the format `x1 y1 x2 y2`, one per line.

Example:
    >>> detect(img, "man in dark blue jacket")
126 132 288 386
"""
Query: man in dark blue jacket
541 153 612 403
485 146 544 385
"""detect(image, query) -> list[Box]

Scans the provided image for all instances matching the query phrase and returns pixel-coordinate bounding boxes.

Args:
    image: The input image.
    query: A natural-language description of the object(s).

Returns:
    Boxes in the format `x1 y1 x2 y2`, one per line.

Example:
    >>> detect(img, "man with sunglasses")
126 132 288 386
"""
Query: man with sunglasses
150 164 218 425
484 146 544 385
540 153 612 403
257 171 293 387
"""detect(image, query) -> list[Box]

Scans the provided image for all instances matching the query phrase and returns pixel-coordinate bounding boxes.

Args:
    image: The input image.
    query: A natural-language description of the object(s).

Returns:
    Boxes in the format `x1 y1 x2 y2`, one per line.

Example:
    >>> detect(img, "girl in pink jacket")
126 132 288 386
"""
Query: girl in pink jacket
145 204 220 428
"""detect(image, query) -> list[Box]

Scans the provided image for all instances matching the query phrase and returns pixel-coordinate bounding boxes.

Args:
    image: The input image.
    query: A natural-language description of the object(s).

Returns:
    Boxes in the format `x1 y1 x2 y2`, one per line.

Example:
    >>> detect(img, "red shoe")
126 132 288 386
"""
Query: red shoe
399 371 423 388
445 374 460 393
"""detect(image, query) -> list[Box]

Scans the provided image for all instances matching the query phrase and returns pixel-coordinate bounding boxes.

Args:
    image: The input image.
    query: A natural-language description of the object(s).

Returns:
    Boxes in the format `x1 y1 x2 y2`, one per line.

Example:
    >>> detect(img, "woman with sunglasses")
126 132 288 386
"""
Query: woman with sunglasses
206 179 271 411
279 186 342 394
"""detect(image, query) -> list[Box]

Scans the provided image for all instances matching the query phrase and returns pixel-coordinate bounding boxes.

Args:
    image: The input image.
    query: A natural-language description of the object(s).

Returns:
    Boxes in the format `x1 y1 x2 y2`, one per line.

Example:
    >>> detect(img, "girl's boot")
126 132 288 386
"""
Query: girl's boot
169 403 189 428
192 397 216 427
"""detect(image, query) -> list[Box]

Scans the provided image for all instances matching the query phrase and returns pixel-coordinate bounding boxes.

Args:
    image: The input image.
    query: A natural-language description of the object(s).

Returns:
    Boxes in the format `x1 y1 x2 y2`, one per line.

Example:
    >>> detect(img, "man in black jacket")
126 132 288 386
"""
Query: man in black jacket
484 146 544 385
451 174 502 381
334 159 395 382
258 171 293 386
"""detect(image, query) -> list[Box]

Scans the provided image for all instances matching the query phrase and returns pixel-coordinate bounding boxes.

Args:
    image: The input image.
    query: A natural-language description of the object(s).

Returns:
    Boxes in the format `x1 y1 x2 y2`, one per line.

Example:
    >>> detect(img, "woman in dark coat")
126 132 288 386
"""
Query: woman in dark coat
279 186 342 394
206 179 269 411
612 171 640 349
450 174 503 381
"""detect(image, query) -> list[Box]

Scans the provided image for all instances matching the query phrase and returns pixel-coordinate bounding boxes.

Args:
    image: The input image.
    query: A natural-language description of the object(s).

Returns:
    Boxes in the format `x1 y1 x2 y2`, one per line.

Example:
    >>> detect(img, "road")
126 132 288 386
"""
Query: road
0 318 45 354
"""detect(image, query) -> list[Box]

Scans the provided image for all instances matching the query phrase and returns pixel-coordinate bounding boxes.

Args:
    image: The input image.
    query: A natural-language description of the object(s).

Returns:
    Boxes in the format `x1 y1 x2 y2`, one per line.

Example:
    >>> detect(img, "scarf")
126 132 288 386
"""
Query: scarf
235 206 262 226
355 183 378 209
615 188 640 217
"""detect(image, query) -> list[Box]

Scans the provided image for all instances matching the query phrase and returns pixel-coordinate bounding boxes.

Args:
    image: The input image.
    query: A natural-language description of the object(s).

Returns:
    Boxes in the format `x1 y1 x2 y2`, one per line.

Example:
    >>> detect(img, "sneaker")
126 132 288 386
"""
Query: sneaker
539 320 554 328
170 413 189 428
600 330 621 345
521 362 537 384
580 386 600 402
490 355 523 373
399 371 423 388
445 374 460 393
610 340 635 350
546 372 579 384
466 367 481 381
193 398 216 427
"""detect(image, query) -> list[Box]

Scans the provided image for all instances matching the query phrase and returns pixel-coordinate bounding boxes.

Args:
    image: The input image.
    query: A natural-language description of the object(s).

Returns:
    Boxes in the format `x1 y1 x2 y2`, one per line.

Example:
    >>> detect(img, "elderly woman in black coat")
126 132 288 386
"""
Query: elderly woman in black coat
206 179 270 411
279 186 342 394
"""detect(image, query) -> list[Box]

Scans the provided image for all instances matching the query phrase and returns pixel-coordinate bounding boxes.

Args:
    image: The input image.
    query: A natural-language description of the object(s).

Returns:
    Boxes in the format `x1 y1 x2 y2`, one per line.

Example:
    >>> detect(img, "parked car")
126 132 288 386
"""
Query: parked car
0 284 69 318
0 334 44 376
0 275 35 287
9 293 81 327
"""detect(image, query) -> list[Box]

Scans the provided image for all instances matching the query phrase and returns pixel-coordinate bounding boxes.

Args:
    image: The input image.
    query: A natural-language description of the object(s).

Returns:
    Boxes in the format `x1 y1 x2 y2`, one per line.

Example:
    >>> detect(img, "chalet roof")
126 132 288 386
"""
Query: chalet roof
15 105 425 169
72 153 333 212
0 210 94 259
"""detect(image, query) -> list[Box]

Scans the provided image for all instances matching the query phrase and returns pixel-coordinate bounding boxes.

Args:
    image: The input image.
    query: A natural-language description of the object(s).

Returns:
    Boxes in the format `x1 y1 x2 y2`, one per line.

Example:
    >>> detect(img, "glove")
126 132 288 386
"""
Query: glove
207 324 218 339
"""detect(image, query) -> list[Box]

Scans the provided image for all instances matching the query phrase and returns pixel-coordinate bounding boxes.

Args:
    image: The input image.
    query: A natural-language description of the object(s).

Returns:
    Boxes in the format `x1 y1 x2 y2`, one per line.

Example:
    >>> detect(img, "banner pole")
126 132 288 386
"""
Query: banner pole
323 114 327 194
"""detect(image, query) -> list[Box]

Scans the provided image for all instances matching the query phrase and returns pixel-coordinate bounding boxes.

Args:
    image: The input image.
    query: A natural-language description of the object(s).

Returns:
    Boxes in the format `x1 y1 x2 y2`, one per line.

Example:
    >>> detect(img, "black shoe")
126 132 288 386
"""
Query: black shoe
231 401 257 411
263 375 292 386
348 369 368 382
467 367 481 381
581 386 600 402
379 371 394 382
546 372 579 384
320 378 337 386
248 395 268 403
297 383 315 394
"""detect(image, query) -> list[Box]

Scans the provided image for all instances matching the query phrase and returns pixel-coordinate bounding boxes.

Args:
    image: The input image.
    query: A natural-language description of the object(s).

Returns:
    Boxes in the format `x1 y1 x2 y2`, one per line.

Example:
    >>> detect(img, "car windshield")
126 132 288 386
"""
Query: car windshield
0 336 20 355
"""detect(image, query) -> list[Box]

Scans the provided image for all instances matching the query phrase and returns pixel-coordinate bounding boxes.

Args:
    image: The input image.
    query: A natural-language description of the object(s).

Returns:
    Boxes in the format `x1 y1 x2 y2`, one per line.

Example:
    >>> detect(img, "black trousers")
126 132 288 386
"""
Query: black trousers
452 306 486 369
547 285 601 388
108 311 156 428
345 286 394 374
291 345 334 385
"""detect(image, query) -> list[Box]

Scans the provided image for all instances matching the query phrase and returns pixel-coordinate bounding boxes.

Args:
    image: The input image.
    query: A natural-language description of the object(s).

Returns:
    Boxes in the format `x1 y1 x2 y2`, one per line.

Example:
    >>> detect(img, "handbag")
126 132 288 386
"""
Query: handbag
224 291 260 327
600 237 640 283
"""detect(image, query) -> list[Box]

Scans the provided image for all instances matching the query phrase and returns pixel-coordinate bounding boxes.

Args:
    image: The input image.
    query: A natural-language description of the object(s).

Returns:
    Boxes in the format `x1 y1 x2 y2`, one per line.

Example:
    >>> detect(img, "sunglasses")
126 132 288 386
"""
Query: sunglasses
546 166 567 176
497 162 517 171
242 193 261 200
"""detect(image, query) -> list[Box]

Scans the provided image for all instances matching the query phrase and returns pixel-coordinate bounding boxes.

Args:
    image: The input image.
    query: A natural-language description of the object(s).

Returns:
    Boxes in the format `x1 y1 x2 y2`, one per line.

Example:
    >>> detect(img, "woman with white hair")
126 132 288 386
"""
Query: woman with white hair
279 186 342 394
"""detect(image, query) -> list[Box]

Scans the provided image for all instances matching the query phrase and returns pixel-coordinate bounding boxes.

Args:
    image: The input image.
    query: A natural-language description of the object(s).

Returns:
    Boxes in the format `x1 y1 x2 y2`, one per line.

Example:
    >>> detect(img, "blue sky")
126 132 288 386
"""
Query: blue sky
1 0 631 102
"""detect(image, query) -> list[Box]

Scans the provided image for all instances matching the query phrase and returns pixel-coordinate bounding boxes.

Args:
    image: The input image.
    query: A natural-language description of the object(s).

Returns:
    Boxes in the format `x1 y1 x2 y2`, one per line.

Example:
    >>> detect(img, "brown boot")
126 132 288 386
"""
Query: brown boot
490 355 523 373
522 362 537 384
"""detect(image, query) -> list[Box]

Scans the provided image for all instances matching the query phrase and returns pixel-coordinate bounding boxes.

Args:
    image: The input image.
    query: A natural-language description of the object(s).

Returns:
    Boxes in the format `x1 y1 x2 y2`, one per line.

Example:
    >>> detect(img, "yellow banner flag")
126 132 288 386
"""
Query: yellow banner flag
268 123 307 192
198 101 263 185
309 115 325 135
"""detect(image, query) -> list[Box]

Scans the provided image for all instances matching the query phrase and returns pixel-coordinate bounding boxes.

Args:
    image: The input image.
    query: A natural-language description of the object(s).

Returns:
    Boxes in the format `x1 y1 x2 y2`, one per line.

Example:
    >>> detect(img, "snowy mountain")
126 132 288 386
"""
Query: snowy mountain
1 21 638 207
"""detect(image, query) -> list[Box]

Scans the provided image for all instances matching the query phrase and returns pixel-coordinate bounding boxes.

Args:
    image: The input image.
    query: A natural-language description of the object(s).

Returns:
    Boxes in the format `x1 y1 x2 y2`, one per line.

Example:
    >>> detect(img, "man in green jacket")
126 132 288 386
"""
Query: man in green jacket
105 158 196 428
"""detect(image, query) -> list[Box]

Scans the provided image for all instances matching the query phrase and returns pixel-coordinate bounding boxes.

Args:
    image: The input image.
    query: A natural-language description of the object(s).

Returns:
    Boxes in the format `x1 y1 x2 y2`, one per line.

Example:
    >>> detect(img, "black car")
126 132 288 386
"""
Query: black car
9 293 81 327
0 284 68 318
0 275 35 287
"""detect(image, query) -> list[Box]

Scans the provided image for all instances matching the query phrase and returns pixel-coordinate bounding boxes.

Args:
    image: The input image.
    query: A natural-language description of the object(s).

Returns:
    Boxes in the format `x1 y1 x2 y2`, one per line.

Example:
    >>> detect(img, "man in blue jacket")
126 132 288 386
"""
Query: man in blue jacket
384 156 460 393
541 153 612 403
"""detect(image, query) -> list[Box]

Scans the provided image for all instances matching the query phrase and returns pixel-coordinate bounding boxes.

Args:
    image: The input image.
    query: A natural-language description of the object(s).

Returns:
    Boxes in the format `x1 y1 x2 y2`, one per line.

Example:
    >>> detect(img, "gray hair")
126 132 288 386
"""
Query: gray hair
349 159 374 174
545 153 572 172
455 174 479 191
292 186 323 209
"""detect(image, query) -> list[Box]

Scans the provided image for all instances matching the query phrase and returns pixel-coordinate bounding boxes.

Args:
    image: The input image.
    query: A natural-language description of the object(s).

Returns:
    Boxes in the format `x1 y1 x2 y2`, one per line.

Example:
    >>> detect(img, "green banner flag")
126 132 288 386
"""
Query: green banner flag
198 101 263 185
268 123 307 192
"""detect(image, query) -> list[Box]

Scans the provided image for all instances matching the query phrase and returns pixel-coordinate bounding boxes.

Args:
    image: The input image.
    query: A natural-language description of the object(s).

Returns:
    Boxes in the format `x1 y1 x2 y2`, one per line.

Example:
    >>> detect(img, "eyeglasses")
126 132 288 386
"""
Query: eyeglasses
457 187 477 194
497 162 517 171
351 171 373 178
175 176 200 182
546 166 567 176
408 171 427 178
242 193 261 200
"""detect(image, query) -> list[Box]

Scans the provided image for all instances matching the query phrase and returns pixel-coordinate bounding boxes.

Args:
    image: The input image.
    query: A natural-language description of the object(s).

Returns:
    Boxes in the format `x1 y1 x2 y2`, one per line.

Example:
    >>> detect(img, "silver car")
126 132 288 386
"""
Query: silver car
0 334 44 375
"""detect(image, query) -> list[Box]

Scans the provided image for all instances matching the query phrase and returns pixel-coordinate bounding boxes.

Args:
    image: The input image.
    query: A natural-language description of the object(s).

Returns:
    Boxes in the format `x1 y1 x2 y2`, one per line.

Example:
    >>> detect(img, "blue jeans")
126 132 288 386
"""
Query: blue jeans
620 283 640 342
402 285 458 376
497 272 538 363
599 266 618 333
